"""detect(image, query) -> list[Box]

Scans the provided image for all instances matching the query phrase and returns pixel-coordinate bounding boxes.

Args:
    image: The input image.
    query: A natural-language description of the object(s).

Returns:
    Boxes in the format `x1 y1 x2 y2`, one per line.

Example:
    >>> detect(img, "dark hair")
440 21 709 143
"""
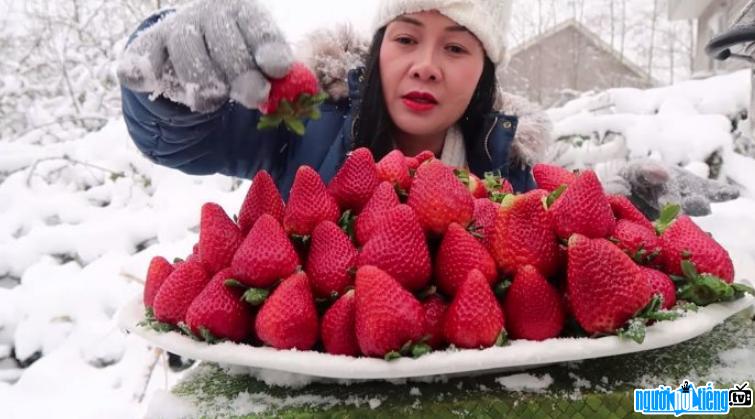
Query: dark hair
353 26 498 161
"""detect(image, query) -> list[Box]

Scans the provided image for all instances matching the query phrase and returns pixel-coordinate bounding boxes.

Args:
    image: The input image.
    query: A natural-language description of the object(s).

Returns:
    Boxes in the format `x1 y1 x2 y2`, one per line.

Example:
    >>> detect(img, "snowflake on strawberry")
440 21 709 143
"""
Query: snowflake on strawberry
138 149 755 361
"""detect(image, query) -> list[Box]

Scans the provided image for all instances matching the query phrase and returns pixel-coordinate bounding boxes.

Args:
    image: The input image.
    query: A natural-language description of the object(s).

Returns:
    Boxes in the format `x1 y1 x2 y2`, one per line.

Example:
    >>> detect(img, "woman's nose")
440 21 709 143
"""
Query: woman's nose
410 47 442 82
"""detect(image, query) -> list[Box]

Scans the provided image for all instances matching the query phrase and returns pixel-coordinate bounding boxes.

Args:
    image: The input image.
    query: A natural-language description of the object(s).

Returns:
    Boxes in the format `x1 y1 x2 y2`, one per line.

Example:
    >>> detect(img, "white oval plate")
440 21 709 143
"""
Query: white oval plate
117 294 754 380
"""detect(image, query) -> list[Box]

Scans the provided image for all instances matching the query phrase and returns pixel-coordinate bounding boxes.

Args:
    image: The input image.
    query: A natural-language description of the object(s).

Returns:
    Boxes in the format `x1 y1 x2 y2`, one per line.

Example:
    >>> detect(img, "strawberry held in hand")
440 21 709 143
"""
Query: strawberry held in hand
257 62 328 136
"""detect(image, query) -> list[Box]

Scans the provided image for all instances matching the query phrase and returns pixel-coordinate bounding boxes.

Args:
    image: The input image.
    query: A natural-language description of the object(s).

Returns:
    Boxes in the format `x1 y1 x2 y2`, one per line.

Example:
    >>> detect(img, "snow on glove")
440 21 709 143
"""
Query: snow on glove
116 0 294 113
606 159 740 219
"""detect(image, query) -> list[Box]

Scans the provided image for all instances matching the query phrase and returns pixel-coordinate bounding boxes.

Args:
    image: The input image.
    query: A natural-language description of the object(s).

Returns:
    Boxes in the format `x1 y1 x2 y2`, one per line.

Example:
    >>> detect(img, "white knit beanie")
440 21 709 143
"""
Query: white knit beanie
372 0 514 66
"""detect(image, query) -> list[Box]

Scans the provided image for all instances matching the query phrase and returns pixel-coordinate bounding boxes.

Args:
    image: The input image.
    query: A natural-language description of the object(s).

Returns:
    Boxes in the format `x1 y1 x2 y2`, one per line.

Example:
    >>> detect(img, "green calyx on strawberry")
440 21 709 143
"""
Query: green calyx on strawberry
257 63 328 136
617 294 682 344
482 171 514 203
671 259 754 306
453 168 488 199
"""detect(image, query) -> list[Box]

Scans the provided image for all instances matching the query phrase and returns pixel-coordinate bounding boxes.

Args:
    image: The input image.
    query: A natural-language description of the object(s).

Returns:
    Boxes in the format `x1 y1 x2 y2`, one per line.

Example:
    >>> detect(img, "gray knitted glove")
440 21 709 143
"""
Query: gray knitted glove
117 0 293 113
605 159 740 219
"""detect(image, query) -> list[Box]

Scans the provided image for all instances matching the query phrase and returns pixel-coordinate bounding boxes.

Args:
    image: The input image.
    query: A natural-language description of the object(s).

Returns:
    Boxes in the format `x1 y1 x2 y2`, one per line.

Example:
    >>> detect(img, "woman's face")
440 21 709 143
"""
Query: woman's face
379 11 485 140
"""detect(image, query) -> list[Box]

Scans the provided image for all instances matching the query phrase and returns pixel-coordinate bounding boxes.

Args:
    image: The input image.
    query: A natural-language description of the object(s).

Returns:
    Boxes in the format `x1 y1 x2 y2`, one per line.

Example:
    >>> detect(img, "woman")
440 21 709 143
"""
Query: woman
117 0 551 199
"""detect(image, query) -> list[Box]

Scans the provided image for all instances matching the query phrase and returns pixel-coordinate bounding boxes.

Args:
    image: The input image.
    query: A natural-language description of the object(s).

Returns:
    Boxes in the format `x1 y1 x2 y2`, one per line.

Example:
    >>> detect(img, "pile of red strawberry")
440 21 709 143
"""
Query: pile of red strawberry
139 150 753 360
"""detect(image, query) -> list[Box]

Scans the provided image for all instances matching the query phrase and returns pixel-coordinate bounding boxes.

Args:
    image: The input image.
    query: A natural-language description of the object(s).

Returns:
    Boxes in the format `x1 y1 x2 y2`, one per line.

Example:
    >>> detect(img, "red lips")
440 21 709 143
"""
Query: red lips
401 91 438 112
402 91 438 103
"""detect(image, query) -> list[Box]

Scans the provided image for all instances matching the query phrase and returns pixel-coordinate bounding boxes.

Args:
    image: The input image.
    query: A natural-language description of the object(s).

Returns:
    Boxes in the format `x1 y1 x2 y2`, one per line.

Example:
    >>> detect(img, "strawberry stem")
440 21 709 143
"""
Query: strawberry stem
243 288 270 306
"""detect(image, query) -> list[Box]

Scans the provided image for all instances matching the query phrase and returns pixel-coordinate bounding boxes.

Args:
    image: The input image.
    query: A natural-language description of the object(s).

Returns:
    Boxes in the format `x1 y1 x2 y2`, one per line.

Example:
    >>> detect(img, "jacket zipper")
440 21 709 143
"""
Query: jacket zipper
483 116 498 163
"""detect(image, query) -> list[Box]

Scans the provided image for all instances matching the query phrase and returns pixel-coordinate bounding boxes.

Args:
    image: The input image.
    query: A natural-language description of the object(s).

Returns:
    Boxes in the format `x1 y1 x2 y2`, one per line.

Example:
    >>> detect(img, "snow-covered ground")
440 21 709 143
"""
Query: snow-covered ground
1 67 754 418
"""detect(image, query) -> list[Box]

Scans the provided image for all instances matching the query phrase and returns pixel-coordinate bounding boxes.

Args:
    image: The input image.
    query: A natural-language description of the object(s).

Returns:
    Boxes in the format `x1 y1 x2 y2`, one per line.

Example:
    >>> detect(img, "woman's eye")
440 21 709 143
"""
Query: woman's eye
447 45 466 54
396 36 415 45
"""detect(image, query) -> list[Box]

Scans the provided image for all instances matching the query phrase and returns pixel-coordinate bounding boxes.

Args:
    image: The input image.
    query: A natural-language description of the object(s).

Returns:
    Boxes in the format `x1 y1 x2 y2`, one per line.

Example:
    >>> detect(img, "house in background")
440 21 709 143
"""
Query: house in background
499 19 654 108
668 0 750 75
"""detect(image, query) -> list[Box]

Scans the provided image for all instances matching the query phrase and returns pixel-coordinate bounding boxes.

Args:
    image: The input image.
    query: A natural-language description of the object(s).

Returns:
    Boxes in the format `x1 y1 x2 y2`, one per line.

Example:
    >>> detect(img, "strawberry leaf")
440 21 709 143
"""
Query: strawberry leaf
139 308 177 333
177 322 198 340
675 300 699 312
411 343 432 358
384 351 401 361
655 203 681 234
544 185 567 208
417 285 437 301
198 327 220 344
284 117 306 136
617 318 646 344
637 295 680 322
676 274 736 306
680 259 698 280
454 168 470 186
338 210 356 241
732 282 755 296
278 100 295 117
257 114 284 131
224 279 247 289
495 329 509 347
313 91 329 102
494 279 512 298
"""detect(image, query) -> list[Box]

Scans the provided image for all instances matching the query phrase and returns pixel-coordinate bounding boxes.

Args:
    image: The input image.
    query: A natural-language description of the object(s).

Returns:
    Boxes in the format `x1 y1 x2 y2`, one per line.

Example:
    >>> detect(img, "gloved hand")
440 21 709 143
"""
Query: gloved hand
117 0 294 113
601 159 740 220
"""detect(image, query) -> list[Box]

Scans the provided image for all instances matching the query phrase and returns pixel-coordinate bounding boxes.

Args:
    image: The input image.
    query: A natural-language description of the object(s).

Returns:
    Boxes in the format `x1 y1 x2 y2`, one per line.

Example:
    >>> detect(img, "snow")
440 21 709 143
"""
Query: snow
496 373 554 393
